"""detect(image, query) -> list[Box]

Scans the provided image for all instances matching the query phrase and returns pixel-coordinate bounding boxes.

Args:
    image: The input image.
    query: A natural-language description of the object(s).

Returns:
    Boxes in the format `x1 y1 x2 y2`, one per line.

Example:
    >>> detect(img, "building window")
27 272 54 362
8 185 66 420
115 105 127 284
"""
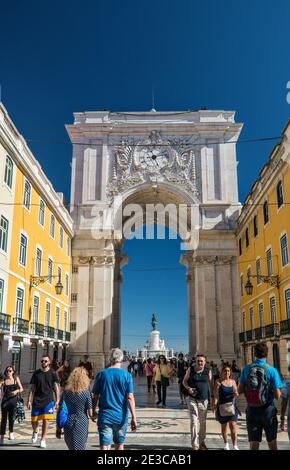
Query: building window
71 293 78 302
4 156 13 189
247 266 252 281
11 342 21 374
64 311 68 332
270 297 277 323
35 248 42 276
65 274 69 296
50 214 55 238
59 227 64 248
55 306 60 331
0 215 9 252
66 238 70 257
286 290 290 320
16 287 24 318
281 234 289 267
38 199 45 226
253 215 258 237
277 181 284 208
263 200 269 225
245 228 249 248
240 275 244 297
29 343 37 372
72 266 78 274
256 258 262 285
48 258 53 284
0 279 4 312
250 307 254 330
58 266 62 284
19 233 27 266
23 179 31 210
242 312 246 332
266 248 273 276
70 322 76 332
45 301 51 327
238 239 242 256
32 296 39 324
259 303 264 327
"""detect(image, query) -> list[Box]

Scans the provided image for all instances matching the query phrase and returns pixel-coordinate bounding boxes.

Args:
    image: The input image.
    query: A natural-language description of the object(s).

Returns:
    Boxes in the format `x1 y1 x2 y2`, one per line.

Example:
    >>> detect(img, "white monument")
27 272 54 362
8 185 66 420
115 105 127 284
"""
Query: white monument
137 314 174 360
67 109 242 371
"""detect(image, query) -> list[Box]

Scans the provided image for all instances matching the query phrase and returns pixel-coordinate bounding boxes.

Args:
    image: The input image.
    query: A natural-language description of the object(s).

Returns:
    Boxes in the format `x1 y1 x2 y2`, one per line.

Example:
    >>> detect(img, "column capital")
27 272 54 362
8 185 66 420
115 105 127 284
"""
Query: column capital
90 255 115 266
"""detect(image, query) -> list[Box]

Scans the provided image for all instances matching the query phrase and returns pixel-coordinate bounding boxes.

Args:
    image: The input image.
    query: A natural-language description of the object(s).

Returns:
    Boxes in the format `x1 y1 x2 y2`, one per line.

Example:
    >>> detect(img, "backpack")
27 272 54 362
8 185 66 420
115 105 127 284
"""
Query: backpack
56 400 68 428
245 363 270 407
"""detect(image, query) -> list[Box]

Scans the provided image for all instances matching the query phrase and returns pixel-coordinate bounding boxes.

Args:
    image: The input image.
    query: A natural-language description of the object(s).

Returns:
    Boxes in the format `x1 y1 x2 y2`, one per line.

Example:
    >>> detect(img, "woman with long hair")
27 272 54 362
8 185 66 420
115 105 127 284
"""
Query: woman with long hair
213 365 239 450
56 367 93 450
153 355 171 408
0 365 23 444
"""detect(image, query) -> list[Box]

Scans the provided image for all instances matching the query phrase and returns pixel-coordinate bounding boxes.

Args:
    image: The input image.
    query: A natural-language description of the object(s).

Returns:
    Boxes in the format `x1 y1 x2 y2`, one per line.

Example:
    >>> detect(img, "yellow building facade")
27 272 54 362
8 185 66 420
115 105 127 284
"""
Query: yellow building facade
237 121 290 374
0 103 73 382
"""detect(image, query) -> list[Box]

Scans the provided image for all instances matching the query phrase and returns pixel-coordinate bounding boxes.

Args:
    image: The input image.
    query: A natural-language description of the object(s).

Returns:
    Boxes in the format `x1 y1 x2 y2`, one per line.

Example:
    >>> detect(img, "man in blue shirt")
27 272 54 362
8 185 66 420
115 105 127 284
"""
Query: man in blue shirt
238 342 282 450
92 348 137 450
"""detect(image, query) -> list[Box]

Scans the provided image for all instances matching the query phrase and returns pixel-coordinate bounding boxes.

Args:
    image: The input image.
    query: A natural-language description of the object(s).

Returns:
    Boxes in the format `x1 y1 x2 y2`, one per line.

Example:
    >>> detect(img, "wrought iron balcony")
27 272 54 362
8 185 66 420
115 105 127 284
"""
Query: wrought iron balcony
280 318 290 336
246 330 253 341
57 329 64 341
265 323 279 338
13 317 29 334
44 326 56 339
253 327 265 340
0 313 11 333
30 322 45 337
239 332 246 343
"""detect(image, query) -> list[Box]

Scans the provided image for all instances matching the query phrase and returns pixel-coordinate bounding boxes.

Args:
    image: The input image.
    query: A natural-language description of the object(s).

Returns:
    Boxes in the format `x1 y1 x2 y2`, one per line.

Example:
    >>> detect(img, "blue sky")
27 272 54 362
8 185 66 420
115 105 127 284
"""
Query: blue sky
1 0 290 353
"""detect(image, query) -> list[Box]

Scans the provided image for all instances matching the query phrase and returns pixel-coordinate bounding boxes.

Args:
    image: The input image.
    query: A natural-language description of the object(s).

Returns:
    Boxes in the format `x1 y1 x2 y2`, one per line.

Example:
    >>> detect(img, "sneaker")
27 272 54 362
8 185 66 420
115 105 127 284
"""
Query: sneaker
39 440 46 449
31 431 39 444
224 442 230 450
156 400 162 406
233 445 239 450
8 432 14 440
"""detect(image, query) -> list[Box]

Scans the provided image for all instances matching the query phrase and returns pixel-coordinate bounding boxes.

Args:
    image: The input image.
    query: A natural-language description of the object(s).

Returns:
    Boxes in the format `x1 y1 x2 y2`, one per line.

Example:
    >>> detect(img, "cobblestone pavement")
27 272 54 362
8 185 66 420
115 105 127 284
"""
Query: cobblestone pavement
1 376 289 451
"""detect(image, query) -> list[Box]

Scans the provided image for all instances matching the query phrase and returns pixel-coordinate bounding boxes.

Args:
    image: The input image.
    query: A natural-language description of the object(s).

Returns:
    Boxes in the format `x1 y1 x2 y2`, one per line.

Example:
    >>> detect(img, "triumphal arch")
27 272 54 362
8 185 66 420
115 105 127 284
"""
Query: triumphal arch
66 110 243 370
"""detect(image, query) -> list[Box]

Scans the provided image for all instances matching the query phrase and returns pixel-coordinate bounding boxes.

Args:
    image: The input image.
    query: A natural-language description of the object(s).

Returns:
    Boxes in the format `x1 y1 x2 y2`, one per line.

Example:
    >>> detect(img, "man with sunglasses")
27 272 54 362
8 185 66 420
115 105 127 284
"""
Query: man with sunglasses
27 355 59 448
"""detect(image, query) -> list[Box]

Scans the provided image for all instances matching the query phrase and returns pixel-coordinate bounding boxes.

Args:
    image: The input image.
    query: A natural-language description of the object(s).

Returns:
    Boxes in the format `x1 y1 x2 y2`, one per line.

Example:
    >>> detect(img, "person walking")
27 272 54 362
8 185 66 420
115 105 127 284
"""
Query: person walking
144 358 155 392
27 355 59 449
238 342 282 450
280 367 290 432
56 367 93 450
153 355 171 408
183 354 213 450
0 365 23 444
213 365 239 450
177 353 188 405
92 348 137 450
78 354 93 380
57 360 71 392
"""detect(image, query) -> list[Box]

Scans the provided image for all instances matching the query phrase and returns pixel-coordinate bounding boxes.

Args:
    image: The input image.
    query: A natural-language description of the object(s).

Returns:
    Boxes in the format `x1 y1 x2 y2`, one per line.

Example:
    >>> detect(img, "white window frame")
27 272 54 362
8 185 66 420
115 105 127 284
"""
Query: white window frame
19 231 28 267
269 296 277 324
242 311 246 332
23 178 32 211
0 215 9 253
50 214 55 239
256 257 262 285
280 233 289 267
258 302 265 327
38 199 45 227
266 247 273 276
15 286 24 319
35 246 42 276
47 257 53 284
59 226 64 248
45 300 51 327
250 307 254 330
66 237 70 257
4 155 13 189
65 273 69 296
32 294 40 324
0 278 4 312
55 305 60 331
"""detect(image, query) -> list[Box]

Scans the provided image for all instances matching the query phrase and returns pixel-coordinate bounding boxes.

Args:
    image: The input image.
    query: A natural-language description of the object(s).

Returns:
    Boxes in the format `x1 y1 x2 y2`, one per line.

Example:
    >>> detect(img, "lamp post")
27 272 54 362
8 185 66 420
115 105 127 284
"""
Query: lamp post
245 274 280 296
30 273 63 295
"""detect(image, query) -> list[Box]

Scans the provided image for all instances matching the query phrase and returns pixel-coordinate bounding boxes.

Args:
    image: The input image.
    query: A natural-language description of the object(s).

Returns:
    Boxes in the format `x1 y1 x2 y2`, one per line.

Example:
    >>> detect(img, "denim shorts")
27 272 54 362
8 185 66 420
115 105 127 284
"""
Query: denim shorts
246 405 278 442
98 423 127 446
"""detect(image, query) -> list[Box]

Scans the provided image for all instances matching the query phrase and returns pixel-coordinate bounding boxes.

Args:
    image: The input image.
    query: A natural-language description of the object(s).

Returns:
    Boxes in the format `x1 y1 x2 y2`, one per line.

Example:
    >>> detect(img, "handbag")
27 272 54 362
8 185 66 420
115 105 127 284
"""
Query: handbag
14 395 25 423
219 401 235 417
56 400 68 428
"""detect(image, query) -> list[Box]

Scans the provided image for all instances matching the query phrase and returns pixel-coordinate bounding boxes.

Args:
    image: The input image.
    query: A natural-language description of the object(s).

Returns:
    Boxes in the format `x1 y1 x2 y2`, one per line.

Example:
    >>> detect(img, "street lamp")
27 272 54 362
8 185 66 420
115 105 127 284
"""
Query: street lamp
245 274 280 296
30 273 63 295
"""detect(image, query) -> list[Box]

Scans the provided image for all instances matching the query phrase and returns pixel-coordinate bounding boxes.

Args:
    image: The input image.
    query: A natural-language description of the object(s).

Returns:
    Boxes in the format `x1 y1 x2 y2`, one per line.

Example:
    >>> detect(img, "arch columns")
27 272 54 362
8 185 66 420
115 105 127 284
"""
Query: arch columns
181 252 237 362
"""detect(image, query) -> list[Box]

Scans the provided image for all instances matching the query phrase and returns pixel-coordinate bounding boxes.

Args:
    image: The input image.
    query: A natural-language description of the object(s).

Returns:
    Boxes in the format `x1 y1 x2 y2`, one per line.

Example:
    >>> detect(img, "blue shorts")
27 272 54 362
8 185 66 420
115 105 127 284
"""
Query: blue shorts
98 423 127 446
31 401 55 422
246 405 278 442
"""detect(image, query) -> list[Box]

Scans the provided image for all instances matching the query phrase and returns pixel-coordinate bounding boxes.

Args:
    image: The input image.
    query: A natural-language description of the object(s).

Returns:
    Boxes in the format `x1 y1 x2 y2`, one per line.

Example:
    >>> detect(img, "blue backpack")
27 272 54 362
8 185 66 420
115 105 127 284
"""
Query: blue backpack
56 400 68 428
